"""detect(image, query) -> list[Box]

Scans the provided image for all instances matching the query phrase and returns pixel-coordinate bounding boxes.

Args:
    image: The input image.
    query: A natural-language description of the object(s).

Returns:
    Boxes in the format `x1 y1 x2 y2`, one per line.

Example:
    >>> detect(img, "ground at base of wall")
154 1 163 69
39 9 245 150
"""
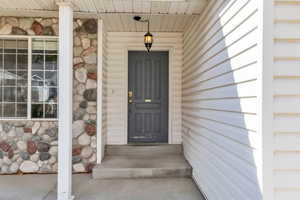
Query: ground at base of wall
0 174 205 200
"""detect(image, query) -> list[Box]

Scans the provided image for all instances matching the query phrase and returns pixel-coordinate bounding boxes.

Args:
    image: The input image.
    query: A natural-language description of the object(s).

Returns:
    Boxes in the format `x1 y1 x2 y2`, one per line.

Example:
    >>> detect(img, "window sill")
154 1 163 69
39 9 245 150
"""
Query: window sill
0 118 58 121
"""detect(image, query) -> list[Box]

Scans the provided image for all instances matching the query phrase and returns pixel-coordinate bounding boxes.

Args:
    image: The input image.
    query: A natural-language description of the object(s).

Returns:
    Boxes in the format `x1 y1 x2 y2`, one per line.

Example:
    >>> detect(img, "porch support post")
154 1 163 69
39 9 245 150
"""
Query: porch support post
57 2 74 200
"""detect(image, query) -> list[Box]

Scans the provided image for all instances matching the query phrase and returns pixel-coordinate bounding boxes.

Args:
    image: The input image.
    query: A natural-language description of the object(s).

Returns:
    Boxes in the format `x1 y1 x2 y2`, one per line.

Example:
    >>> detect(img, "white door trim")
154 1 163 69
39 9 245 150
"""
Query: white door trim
124 46 175 144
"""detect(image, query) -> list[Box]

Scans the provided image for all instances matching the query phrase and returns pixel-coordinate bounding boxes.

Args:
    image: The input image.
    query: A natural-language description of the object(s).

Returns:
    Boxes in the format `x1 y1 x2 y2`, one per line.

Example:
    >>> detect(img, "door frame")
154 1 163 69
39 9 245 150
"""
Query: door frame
124 46 174 144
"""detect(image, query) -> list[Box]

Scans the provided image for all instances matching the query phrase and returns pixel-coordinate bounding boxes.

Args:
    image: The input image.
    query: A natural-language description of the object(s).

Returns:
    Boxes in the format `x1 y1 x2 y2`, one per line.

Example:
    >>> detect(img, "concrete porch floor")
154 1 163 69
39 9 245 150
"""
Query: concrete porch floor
0 174 205 200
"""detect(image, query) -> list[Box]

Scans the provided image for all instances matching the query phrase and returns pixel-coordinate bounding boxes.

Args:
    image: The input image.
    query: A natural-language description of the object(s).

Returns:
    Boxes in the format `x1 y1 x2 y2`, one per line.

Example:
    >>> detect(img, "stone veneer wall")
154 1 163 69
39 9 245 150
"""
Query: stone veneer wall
0 17 98 174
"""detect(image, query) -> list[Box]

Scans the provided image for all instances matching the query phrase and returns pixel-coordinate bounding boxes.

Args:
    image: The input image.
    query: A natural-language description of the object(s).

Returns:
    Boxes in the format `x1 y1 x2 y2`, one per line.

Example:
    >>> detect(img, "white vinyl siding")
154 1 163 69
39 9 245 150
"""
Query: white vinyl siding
182 0 261 199
273 1 300 199
106 32 183 145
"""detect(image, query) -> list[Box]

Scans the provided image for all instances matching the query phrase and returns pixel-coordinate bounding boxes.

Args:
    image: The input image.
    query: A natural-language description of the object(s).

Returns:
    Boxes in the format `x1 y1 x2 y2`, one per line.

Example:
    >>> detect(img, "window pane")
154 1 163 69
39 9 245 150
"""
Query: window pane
32 40 44 54
45 40 58 54
31 87 44 103
32 71 44 86
45 87 57 102
4 40 17 53
3 103 15 117
30 39 58 119
4 54 16 70
45 55 57 70
45 71 57 86
0 54 2 68
3 70 17 86
0 40 3 53
17 54 28 70
4 87 16 102
17 40 28 54
0 103 2 117
45 104 57 118
16 103 27 117
32 55 44 70
31 104 43 118
17 87 27 102
17 71 28 86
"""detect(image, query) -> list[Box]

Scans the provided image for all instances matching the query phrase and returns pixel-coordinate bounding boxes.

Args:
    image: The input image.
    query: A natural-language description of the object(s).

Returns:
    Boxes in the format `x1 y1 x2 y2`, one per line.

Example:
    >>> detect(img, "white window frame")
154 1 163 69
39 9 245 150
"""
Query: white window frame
0 35 58 121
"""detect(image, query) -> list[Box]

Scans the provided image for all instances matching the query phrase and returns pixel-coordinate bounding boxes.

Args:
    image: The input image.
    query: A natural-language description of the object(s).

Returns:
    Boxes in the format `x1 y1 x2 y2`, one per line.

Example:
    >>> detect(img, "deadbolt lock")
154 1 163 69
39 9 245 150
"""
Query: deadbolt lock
128 91 133 98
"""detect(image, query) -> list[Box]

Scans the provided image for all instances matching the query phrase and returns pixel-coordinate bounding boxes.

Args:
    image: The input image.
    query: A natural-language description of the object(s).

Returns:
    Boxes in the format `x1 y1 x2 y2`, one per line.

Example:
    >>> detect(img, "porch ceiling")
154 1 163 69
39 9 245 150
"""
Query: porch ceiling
0 0 207 32
0 0 207 15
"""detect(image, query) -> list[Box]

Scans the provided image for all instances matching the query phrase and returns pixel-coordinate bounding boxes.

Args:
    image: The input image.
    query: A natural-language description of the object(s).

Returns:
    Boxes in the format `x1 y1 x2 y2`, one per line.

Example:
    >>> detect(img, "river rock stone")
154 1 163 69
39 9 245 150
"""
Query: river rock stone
39 152 51 161
9 163 19 173
72 156 81 164
79 101 87 109
82 19 97 34
0 24 12 35
86 79 96 89
72 146 82 156
6 17 18 26
11 27 27 35
74 36 81 46
45 128 57 138
87 72 97 80
42 27 54 35
85 163 95 172
8 149 14 159
30 154 39 162
0 151 3 159
37 142 50 152
81 146 93 158
19 18 33 30
85 124 96 136
0 141 11 152
75 67 87 83
73 163 85 172
78 133 91 146
72 120 85 138
20 161 39 173
83 52 96 64
23 127 32 133
83 89 97 101
48 156 56 164
16 141 27 151
82 38 90 49
19 152 30 160
49 146 58 156
32 122 40 134
31 21 43 35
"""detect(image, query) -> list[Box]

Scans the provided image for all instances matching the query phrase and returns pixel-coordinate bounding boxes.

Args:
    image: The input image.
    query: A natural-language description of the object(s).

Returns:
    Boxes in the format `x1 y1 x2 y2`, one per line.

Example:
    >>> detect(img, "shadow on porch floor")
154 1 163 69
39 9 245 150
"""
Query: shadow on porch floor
0 174 205 200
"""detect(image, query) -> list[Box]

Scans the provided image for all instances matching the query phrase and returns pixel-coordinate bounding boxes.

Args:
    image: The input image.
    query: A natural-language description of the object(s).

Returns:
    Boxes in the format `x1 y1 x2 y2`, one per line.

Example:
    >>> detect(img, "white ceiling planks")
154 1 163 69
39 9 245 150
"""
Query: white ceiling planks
100 13 196 32
0 0 207 32
0 0 207 14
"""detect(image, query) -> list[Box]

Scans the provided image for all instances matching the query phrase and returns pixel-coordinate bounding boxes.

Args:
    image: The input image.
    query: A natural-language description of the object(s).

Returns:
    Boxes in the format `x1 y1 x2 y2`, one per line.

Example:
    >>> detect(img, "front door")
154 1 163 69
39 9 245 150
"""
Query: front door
128 51 169 143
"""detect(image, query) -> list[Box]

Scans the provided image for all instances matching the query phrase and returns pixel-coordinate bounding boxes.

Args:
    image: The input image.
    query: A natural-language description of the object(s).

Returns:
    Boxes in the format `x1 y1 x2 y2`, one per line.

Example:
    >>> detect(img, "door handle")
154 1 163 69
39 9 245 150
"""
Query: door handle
145 99 152 103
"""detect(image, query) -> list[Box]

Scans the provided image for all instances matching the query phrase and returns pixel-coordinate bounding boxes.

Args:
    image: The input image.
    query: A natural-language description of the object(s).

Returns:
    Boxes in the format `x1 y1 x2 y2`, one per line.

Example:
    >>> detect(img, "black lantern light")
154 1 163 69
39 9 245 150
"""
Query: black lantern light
134 16 153 52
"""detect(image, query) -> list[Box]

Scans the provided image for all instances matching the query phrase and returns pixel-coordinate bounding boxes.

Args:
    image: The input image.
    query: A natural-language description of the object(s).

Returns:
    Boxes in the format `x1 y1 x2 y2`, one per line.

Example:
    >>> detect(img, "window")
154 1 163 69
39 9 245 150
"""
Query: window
0 37 58 119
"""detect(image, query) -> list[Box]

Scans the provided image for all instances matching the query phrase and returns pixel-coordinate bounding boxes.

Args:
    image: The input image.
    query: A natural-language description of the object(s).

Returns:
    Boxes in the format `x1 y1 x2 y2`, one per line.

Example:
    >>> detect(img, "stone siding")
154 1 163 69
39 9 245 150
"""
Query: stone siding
0 17 98 174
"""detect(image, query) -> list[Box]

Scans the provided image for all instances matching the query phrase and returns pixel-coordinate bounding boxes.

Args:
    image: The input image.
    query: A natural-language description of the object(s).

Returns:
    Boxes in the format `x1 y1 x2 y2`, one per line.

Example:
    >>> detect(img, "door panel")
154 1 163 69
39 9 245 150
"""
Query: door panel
128 51 168 143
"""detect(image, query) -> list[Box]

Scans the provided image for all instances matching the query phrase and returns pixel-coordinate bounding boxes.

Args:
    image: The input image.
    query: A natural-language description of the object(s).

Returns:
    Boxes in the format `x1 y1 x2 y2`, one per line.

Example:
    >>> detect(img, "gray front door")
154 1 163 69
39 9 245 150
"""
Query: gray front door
128 51 169 143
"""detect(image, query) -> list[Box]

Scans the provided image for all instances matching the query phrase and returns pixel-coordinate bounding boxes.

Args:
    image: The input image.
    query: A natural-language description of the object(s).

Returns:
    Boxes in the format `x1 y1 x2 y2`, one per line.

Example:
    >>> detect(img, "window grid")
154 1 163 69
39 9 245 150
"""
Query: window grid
0 36 58 120
0 39 28 118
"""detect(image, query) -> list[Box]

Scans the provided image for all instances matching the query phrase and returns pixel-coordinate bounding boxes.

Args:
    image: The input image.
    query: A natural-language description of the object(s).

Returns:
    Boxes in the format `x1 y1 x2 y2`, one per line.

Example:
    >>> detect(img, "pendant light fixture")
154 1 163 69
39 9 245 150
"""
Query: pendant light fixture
134 16 153 52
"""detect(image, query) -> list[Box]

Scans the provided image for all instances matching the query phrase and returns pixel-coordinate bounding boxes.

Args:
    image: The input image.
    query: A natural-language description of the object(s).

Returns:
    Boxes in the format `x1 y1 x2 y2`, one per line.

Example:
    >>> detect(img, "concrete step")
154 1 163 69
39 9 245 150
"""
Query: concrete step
92 154 192 179
105 144 183 156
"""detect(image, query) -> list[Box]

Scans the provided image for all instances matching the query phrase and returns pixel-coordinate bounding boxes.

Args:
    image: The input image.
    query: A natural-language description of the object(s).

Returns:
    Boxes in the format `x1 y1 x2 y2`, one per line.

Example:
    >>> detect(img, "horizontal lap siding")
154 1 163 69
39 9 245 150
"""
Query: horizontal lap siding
106 32 183 144
182 0 261 199
274 1 300 200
